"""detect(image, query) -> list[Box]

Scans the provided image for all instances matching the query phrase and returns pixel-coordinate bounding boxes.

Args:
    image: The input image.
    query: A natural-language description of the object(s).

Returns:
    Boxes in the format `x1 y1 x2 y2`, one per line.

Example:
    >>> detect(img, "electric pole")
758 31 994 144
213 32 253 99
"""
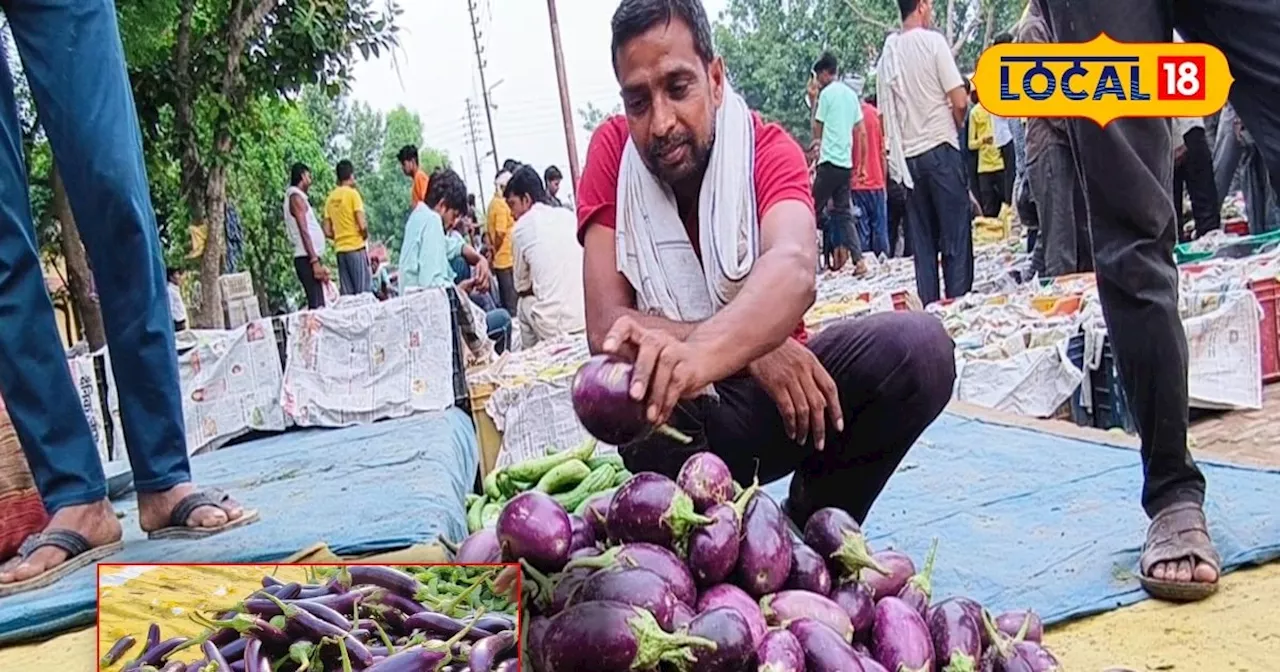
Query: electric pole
464 98 488 205
546 0 581 192
467 0 501 175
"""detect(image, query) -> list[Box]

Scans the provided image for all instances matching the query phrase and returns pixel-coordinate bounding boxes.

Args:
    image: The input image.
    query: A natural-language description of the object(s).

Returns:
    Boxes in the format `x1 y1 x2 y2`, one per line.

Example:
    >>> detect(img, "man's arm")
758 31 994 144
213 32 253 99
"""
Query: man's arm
290 194 318 260
513 227 533 296
854 119 869 177
322 216 335 240
356 210 369 239
582 224 699 355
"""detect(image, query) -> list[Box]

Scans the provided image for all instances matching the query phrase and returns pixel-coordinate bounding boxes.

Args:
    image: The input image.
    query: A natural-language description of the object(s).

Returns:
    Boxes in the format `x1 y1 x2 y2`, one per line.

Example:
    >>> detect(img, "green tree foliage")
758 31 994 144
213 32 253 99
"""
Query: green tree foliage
714 0 1024 141
578 102 621 133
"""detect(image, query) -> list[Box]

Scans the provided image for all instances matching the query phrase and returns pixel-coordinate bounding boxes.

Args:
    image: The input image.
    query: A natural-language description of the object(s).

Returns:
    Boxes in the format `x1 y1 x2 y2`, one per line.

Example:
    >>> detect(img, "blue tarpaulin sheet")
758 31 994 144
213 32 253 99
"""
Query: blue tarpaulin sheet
0 408 478 645
762 412 1280 626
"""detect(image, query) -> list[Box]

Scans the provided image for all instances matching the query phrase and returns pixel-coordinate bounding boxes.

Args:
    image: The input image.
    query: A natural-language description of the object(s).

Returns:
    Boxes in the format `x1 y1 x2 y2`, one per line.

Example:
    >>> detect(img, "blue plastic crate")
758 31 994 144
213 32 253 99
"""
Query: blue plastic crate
1090 337 1139 434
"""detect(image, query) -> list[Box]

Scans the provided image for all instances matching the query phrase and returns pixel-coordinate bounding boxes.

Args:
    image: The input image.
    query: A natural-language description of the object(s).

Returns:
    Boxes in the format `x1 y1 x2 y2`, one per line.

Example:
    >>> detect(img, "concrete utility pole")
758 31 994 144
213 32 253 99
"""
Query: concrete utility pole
545 0 581 192
467 0 501 175
464 98 488 205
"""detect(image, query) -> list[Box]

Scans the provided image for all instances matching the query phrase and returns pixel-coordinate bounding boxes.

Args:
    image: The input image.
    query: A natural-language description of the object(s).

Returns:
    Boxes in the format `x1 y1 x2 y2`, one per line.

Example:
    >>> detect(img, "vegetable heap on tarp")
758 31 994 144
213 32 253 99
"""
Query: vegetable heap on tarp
453 446 1064 672
100 566 518 672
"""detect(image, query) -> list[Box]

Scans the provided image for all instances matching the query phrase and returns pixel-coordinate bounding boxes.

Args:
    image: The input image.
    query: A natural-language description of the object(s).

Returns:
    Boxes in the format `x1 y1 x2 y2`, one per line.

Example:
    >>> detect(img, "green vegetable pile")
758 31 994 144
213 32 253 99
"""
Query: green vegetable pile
466 439 629 534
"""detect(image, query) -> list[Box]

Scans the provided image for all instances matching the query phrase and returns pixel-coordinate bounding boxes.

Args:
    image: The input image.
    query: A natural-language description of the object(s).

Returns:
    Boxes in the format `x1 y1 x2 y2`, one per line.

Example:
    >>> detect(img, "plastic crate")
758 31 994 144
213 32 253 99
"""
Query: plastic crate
1224 218 1249 237
1066 332 1092 427
1090 337 1139 434
1251 277 1280 384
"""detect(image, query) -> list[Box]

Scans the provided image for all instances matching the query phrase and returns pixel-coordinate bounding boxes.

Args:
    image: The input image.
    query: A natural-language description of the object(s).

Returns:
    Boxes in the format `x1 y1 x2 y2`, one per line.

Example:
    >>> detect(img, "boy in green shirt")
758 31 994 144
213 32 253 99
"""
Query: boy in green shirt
810 52 867 274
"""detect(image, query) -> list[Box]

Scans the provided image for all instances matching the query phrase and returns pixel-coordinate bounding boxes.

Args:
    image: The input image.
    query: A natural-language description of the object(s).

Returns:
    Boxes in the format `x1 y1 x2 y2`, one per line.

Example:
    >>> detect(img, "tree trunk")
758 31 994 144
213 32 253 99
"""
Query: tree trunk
197 137 231 329
173 0 204 226
51 166 107 350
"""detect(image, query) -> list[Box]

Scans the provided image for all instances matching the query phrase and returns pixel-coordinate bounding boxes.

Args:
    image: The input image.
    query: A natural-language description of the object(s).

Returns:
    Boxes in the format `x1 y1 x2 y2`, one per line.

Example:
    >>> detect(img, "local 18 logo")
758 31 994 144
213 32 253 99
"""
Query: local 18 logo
972 34 1232 125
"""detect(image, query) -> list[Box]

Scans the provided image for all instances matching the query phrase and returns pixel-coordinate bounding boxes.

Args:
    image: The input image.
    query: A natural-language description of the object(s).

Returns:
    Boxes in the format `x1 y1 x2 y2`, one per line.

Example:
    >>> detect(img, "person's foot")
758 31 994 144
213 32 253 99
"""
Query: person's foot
1147 556 1219 584
853 258 871 277
137 483 246 533
0 500 122 584
1139 501 1221 601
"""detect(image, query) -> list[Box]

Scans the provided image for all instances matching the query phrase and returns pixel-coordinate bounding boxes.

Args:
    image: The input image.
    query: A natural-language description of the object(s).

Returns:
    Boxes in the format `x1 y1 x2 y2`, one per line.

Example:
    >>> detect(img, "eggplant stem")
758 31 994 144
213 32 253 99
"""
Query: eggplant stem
517 559 557 609
1015 612 1032 642
371 619 396 654
437 535 460 555
333 636 353 672
563 545 619 571
655 424 693 444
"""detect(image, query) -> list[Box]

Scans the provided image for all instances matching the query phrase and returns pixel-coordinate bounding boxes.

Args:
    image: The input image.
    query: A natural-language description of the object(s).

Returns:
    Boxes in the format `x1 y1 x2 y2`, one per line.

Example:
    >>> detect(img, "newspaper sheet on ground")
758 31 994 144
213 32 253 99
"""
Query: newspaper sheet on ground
178 320 287 454
1182 290 1263 410
67 354 109 465
282 289 456 427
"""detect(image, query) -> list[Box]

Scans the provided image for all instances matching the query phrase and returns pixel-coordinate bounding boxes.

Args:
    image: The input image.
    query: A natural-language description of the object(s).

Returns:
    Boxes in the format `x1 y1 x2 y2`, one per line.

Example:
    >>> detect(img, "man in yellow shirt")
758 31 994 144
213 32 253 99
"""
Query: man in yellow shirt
967 94 1006 217
488 170 518 313
323 159 372 295
398 145 430 209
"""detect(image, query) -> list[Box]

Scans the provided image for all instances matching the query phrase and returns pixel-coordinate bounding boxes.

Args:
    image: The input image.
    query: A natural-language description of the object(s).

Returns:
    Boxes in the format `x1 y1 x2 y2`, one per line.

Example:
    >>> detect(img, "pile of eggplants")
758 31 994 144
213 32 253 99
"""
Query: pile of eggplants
100 566 518 672
449 450 1064 671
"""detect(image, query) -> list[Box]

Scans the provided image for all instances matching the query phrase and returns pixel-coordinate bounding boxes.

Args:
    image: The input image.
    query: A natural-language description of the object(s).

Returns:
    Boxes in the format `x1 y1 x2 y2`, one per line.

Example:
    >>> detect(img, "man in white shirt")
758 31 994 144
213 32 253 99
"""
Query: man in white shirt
503 165 586 348
284 163 329 309
877 0 971 305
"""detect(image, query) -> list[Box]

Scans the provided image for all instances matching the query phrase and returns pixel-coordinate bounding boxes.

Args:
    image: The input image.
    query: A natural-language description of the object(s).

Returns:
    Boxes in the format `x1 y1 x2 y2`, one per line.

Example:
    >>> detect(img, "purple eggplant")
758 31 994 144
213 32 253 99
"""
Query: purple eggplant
606 472 712 553
786 542 833 596
831 581 876 639
671 601 695 631
498 491 573 572
540 601 716 672
455 528 503 563
802 508 886 580
855 652 890 672
1009 641 1062 671
367 590 429 617
574 566 686 631
344 566 425 600
217 638 248 662
929 597 983 672
100 635 136 667
981 613 1061 672
933 597 990 648
761 590 854 642
259 593 374 665
862 550 916 600
788 618 865 672
550 567 593 615
473 613 516 633
581 490 614 541
871 596 934 672
675 451 736 512
527 615 552 672
364 645 451 671
696 584 767 647
673 607 754 672
898 539 939 617
687 502 742 588
994 611 1043 643
495 659 519 672
569 546 601 561
468 630 516 671
404 611 496 641
736 490 793 597
202 640 232 672
568 514 596 553
240 640 262 672
132 637 189 668
565 542 697 606
756 628 805 672
158 662 186 672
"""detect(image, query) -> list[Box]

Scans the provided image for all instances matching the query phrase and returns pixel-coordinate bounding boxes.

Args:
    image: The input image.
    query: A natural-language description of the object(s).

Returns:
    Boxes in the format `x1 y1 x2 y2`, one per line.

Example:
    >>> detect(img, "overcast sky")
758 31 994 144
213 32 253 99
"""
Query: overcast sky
348 0 729 203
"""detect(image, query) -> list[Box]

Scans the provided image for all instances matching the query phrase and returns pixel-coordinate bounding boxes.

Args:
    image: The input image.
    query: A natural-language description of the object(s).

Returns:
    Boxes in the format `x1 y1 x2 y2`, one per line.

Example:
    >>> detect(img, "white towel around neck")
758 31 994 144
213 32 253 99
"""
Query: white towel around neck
877 32 915 190
614 84 758 323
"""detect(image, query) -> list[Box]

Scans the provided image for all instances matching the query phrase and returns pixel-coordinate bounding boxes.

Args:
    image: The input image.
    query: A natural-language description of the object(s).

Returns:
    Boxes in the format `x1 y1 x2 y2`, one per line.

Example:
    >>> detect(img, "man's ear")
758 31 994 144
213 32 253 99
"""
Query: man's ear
709 56 726 107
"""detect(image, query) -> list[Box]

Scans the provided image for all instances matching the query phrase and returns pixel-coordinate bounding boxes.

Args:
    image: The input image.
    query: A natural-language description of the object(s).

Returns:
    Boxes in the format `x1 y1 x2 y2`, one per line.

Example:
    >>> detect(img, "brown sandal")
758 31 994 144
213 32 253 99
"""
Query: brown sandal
1138 501 1221 602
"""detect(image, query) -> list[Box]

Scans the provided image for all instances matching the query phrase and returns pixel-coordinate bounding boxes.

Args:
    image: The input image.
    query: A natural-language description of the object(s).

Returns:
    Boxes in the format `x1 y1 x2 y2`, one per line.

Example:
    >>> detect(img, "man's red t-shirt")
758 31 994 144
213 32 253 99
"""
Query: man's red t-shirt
852 102 886 191
576 114 815 342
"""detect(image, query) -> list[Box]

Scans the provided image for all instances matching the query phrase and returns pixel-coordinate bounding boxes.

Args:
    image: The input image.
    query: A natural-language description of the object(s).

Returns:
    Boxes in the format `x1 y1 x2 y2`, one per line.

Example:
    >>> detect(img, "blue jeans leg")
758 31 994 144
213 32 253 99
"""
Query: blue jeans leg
485 308 511 355
2 0 189 509
854 189 890 257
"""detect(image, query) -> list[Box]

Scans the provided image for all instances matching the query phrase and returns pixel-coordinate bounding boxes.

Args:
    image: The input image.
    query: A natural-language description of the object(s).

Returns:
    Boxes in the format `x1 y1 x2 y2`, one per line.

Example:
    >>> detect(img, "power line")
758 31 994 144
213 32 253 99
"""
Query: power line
467 0 501 175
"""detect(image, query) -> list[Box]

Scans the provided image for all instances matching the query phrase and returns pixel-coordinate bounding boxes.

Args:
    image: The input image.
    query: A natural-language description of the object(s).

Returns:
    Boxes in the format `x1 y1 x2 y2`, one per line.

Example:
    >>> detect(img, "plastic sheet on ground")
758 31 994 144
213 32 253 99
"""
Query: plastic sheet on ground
762 412 1280 626
0 408 477 646
281 289 456 427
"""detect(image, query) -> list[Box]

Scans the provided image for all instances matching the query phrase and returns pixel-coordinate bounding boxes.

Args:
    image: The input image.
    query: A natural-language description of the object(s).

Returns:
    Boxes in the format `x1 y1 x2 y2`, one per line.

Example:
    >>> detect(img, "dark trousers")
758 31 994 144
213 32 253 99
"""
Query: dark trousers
620 313 955 525
1033 0 1280 515
293 256 325 310
1016 179 1044 277
887 180 910 257
1028 144 1092 278
494 267 518 314
0 0 189 511
905 144 974 305
1174 127 1222 238
976 171 1004 218
336 248 371 295
1000 143 1017 205
853 189 890 258
813 162 861 257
